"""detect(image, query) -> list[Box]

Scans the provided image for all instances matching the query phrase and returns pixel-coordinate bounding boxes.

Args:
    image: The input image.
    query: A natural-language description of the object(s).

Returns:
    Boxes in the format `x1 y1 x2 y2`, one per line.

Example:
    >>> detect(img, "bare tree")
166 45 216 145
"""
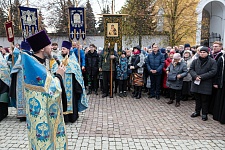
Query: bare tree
46 0 86 34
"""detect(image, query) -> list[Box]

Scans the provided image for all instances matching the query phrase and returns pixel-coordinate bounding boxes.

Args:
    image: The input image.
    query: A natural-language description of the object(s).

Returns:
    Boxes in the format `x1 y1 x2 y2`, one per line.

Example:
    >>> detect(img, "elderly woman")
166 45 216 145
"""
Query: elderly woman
182 50 193 100
129 45 145 99
166 53 188 107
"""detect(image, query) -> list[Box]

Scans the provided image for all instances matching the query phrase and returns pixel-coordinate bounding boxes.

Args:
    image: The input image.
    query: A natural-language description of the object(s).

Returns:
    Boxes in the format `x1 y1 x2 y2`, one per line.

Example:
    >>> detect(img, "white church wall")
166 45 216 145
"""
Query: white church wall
0 35 168 49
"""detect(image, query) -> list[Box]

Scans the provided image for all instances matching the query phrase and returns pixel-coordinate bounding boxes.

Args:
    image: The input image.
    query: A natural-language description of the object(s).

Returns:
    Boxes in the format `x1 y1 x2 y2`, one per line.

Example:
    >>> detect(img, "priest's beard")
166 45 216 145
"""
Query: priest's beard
62 53 69 58
44 51 53 60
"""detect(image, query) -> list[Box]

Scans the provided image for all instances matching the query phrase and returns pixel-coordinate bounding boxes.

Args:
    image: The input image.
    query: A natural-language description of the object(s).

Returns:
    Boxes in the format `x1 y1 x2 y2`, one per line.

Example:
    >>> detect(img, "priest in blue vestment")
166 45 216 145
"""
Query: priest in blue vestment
52 41 88 123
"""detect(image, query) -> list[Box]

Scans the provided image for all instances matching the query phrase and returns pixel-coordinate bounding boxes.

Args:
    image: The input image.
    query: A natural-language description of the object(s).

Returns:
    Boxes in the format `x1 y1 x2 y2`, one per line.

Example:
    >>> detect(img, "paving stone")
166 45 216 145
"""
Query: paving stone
1 95 225 150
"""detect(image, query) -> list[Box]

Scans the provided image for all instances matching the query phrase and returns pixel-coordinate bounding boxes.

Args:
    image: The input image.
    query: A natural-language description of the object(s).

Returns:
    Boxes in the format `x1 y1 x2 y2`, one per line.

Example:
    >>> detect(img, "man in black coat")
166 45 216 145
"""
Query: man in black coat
208 41 224 114
190 47 217 121
85 44 99 95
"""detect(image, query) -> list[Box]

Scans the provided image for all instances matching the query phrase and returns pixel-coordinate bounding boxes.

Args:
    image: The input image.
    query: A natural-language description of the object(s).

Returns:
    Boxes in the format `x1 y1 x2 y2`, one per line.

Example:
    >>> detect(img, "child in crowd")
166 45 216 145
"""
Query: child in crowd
116 51 128 97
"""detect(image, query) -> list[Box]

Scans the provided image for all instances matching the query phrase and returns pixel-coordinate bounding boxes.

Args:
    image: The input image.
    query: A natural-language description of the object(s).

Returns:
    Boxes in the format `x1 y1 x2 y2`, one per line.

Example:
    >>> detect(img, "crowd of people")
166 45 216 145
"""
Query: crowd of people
0 30 225 148
82 42 224 124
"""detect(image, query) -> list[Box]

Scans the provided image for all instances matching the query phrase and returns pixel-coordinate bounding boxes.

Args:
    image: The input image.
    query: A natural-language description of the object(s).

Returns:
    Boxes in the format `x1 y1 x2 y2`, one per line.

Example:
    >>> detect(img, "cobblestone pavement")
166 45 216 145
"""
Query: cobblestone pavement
0 92 225 150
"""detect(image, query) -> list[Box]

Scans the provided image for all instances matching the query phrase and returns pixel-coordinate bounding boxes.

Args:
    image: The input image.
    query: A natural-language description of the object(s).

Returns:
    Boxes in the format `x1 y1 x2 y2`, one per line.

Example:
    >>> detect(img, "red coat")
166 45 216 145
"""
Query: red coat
162 58 172 88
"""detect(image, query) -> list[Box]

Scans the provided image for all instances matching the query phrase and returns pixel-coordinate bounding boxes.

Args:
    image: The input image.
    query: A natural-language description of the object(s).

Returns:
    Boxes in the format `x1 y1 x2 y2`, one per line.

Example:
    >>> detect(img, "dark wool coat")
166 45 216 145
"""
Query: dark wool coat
85 50 99 76
190 56 217 95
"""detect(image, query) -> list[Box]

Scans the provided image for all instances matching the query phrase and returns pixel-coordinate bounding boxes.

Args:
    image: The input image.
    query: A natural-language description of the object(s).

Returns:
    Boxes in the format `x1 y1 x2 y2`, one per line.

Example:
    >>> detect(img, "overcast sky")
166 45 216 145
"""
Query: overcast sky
22 0 126 32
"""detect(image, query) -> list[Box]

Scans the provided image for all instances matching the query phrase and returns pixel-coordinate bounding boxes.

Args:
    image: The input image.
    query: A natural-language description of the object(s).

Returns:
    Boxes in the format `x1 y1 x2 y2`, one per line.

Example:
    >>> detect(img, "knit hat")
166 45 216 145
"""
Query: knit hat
20 41 31 51
200 47 209 53
169 51 175 55
160 48 166 54
184 43 191 49
121 51 126 56
173 53 181 59
133 45 141 51
62 41 72 50
26 30 51 52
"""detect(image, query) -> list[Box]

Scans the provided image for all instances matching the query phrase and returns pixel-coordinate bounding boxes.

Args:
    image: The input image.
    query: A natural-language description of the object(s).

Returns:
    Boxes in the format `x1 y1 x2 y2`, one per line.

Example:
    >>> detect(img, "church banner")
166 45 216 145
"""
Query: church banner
104 15 123 55
19 6 38 39
69 7 86 41
4 21 14 42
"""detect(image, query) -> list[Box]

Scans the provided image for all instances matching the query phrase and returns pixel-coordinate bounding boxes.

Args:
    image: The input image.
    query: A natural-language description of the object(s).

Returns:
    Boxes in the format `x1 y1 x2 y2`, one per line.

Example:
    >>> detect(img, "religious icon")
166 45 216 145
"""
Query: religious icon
107 23 118 37
73 13 81 24
8 27 13 38
27 14 32 23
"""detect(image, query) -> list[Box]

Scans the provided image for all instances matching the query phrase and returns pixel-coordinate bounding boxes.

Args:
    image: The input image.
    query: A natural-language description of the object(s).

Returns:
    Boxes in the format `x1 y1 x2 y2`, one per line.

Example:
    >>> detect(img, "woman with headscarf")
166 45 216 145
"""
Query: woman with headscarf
166 53 188 107
182 50 193 101
129 45 145 99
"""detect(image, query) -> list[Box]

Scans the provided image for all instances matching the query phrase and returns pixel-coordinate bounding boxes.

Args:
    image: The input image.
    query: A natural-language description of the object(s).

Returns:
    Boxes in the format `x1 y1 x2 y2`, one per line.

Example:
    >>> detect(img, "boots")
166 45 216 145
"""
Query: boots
132 86 138 98
136 87 142 99
123 91 127 97
175 101 180 107
136 92 141 99
167 99 173 104
132 91 138 98
119 92 123 97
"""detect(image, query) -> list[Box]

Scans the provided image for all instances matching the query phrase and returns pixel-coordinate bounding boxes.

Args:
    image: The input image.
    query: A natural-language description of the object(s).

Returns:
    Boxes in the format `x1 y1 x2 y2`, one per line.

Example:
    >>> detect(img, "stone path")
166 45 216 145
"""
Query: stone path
0 92 225 149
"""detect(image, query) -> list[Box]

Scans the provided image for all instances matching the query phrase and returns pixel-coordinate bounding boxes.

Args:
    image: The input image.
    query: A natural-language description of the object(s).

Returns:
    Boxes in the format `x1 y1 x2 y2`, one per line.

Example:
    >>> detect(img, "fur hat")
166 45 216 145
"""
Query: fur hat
173 53 181 59
62 41 72 50
26 30 51 52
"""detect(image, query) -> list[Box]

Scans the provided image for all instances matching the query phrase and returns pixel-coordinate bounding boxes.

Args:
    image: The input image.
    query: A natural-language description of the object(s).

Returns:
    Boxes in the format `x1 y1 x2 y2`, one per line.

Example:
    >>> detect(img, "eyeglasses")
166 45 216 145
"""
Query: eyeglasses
153 47 158 48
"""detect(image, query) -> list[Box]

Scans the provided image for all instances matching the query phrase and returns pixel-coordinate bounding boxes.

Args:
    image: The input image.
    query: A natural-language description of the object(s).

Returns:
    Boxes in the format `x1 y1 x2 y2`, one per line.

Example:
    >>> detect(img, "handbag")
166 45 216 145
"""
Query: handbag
167 72 177 81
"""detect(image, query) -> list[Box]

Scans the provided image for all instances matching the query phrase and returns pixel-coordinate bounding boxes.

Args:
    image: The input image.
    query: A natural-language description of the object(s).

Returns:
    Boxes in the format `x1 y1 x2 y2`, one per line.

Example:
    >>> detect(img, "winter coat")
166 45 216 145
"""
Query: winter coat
99 49 118 71
162 58 172 88
128 53 145 74
190 56 217 95
166 60 188 90
146 51 165 75
85 50 99 76
116 57 128 80
183 50 193 82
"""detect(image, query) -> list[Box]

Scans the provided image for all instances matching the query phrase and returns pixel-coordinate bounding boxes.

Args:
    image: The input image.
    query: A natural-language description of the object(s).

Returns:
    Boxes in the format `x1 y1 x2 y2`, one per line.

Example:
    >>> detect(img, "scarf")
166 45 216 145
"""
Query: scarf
213 51 222 60
133 50 141 55
199 56 208 66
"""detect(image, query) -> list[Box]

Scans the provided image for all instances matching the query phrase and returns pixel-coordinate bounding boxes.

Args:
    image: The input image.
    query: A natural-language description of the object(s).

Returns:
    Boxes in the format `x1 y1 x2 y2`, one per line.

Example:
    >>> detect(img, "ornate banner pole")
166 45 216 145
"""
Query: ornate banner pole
98 10 127 98
5 7 15 66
